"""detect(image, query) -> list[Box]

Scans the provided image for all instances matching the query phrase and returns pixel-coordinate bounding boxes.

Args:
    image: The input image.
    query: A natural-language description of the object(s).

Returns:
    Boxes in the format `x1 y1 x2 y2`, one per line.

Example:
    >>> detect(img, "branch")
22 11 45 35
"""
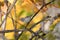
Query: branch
0 29 23 33
30 16 51 29
17 0 55 40
0 0 17 27
26 0 55 27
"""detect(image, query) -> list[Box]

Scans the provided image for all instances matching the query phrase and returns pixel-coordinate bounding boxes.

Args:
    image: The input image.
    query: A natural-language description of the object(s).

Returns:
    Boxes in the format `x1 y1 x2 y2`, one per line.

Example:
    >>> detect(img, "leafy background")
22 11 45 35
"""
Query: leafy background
0 0 60 40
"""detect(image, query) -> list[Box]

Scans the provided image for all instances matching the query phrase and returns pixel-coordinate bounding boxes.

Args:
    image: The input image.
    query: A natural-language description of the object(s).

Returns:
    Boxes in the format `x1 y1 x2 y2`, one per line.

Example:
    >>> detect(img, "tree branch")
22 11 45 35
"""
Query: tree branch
0 0 17 27
26 0 55 27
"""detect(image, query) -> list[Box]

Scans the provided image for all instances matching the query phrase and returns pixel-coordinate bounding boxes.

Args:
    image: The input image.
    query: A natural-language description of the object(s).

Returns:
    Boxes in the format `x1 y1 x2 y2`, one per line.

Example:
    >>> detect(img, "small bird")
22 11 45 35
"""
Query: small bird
20 16 31 23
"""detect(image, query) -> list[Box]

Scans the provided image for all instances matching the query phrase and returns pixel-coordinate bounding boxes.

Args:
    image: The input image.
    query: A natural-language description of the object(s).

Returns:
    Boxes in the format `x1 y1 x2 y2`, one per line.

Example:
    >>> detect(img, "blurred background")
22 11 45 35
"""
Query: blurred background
0 0 60 40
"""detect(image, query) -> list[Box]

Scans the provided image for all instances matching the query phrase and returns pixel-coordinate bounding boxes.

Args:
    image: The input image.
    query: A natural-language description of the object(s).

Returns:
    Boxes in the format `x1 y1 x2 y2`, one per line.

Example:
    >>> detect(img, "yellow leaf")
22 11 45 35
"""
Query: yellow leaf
33 12 44 23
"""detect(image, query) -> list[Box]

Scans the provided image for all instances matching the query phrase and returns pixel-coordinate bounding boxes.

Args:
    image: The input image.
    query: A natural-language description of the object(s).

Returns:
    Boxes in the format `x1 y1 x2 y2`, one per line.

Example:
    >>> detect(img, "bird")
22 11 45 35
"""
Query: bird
20 16 31 23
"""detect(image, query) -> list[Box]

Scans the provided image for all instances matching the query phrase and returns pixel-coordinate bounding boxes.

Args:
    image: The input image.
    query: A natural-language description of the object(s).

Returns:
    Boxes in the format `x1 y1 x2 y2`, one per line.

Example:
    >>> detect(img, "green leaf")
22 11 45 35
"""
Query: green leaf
45 32 56 40
18 10 25 17
57 1 60 6
19 32 29 40
49 24 56 31
19 25 25 29
52 0 60 7
26 11 33 16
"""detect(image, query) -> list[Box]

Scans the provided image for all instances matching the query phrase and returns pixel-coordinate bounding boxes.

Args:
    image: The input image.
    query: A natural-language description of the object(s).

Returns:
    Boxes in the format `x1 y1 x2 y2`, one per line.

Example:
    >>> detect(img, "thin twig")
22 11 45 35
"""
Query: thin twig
16 30 24 40
30 16 51 29
42 0 45 5
0 29 24 33
14 5 18 40
3 12 25 26
26 0 55 27
17 0 55 40
2 0 9 40
0 0 17 27
29 34 35 40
